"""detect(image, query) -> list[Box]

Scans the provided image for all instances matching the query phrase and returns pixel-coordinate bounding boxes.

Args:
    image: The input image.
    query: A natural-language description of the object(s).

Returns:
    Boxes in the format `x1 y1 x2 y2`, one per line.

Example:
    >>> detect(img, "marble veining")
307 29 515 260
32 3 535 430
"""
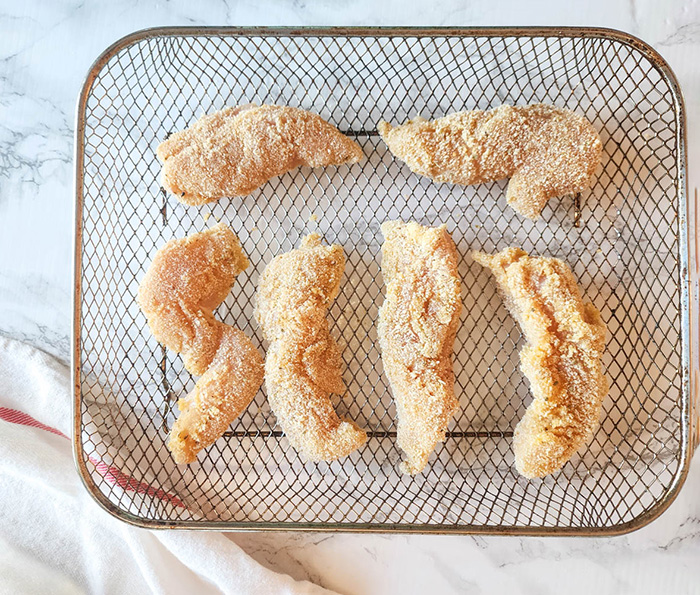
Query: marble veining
2 0 700 593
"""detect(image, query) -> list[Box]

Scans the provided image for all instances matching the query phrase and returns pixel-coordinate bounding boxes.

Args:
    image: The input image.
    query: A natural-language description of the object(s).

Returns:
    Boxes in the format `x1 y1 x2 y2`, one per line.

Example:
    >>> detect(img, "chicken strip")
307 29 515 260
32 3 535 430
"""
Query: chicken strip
137 223 264 464
378 103 602 220
472 248 608 479
254 234 367 461
157 104 364 205
378 221 462 475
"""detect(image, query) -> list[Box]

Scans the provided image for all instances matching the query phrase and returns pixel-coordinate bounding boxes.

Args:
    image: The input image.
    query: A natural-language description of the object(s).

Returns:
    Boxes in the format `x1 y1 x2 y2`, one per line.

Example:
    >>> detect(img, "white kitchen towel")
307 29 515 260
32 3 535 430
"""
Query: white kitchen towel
0 335 336 595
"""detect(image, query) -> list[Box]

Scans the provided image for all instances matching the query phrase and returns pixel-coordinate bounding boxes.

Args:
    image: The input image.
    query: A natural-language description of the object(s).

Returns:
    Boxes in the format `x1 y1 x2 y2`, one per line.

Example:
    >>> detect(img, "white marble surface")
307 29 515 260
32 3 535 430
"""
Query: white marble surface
2 0 700 593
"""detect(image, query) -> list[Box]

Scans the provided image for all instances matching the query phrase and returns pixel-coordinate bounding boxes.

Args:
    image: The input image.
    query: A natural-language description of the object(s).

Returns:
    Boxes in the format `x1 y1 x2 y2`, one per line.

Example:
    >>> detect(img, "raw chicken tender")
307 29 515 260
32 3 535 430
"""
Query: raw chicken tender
378 104 601 219
472 248 608 478
378 221 462 475
255 234 367 461
137 223 264 464
158 104 364 205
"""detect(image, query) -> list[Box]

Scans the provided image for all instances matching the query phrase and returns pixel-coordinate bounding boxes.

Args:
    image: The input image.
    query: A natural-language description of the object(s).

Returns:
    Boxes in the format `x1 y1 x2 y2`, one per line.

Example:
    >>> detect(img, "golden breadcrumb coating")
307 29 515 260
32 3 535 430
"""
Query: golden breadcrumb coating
157 104 364 205
137 223 264 464
472 248 608 479
378 104 602 220
378 221 462 475
254 234 367 461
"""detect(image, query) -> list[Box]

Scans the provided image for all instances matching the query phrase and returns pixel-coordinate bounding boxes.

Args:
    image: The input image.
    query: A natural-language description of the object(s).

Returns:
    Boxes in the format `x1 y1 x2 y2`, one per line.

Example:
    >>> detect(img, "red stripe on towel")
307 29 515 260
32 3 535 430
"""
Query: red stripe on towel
0 407 68 438
87 458 185 508
0 406 185 509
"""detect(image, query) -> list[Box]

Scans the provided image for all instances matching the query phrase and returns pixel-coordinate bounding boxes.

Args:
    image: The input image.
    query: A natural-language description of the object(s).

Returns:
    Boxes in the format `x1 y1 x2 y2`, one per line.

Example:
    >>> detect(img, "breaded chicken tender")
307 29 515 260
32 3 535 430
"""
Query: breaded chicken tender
378 221 462 475
472 248 608 479
378 104 602 220
137 223 264 464
157 104 364 205
255 234 367 461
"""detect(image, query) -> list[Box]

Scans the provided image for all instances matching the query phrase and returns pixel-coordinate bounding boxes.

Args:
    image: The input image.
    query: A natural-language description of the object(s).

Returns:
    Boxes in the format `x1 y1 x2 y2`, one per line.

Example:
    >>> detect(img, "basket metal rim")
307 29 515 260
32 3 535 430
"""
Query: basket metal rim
72 25 691 536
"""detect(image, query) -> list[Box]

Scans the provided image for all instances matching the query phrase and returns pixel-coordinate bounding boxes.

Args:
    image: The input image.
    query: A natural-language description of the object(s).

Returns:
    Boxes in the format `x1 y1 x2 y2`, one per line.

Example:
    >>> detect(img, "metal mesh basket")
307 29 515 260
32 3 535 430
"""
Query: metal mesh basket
73 27 691 534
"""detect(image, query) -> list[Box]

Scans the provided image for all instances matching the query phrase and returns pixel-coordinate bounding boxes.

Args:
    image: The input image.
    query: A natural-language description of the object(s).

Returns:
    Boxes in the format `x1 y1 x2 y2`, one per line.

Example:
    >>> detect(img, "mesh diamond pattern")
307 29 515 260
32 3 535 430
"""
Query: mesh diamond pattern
75 29 687 532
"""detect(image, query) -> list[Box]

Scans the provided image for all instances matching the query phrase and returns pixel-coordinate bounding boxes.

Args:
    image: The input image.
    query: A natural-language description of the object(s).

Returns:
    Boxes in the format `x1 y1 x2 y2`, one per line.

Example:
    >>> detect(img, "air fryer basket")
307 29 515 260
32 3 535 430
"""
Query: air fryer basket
73 27 691 534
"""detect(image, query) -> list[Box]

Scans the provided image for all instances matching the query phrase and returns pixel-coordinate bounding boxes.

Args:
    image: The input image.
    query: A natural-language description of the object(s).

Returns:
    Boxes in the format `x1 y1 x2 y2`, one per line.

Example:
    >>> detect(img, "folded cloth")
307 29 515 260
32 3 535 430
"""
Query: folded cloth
0 336 336 595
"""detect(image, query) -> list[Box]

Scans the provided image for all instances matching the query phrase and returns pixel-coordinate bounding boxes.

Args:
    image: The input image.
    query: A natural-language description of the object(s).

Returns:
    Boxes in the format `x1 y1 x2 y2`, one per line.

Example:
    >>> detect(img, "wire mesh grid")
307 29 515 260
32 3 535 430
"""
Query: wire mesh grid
74 27 689 533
